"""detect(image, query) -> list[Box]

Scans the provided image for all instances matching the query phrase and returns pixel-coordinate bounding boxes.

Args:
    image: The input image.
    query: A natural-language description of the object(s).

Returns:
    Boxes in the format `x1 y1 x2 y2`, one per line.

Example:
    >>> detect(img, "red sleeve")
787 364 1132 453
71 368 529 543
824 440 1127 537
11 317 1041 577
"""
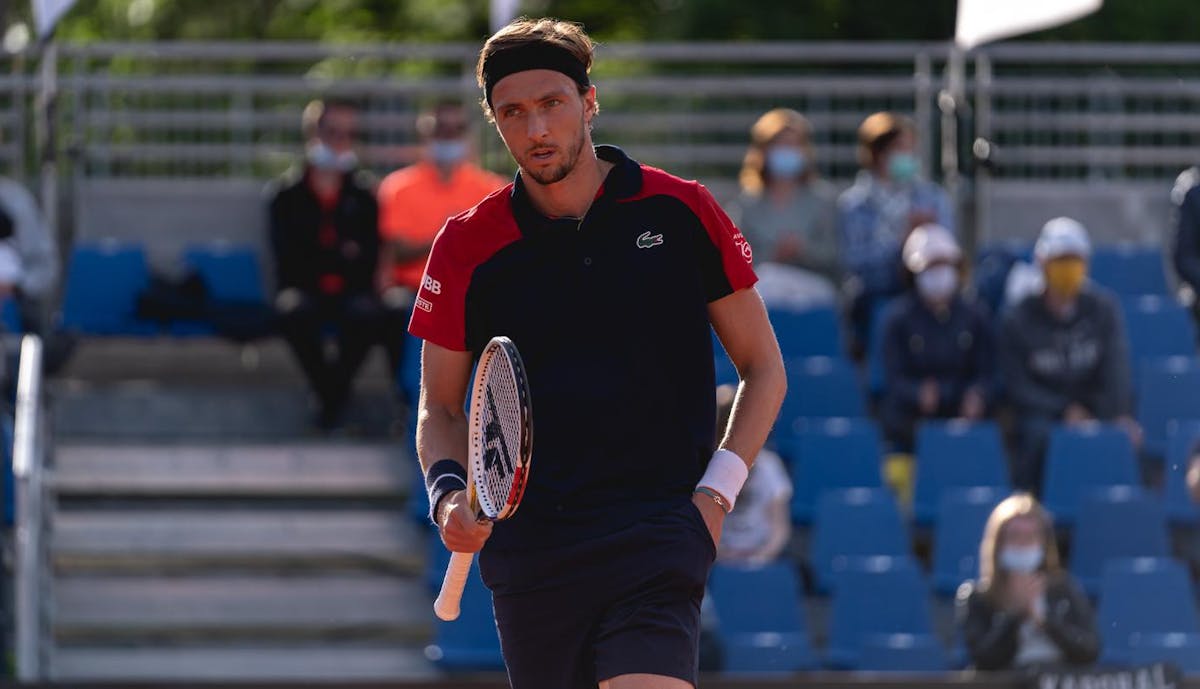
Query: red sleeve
407 221 468 352
693 183 758 299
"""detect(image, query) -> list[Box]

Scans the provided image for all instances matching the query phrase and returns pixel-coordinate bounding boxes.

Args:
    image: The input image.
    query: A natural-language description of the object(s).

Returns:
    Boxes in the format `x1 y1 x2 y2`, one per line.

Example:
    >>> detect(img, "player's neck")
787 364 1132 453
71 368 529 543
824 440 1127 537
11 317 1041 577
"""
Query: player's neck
523 149 612 220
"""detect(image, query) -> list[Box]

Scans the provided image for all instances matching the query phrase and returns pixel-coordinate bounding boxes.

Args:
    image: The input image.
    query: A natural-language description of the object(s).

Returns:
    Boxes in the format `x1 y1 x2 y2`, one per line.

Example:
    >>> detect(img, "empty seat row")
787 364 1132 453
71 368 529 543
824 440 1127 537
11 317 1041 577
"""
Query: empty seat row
60 240 267 335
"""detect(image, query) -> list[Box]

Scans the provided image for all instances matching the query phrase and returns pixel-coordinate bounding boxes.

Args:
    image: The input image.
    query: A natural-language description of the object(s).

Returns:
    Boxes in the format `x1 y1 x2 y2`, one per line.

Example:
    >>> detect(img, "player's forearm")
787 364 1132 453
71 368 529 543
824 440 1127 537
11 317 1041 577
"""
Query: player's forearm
719 356 787 465
415 402 469 475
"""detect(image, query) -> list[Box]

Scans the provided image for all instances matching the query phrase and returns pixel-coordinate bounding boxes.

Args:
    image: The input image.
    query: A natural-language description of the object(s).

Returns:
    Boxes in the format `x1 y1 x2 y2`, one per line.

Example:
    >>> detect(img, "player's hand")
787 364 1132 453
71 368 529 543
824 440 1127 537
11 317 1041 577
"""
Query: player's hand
691 492 726 551
438 490 492 553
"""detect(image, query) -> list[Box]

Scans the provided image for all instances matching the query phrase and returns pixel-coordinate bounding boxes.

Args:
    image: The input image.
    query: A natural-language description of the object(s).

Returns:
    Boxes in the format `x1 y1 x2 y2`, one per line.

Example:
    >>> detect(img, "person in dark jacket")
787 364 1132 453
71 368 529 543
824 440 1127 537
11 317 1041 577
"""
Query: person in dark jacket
268 97 385 430
1173 167 1200 329
998 217 1139 491
879 223 994 451
958 492 1100 671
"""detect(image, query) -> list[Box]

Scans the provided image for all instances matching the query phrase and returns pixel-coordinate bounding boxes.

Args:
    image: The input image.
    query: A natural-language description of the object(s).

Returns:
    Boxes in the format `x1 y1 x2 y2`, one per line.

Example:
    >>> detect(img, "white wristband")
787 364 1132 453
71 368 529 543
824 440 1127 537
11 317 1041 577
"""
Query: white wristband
697 448 749 511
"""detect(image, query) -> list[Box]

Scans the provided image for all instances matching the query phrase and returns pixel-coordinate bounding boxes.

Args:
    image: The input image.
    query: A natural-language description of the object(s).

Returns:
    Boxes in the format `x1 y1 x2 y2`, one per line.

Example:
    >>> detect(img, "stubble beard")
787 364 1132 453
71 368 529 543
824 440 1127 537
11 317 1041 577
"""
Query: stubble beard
517 117 589 187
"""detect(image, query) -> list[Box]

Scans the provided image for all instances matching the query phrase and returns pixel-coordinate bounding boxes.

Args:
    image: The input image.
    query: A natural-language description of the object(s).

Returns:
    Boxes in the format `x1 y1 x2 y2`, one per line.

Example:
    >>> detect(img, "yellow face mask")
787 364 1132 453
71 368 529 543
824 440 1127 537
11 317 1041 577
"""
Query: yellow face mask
1044 257 1087 298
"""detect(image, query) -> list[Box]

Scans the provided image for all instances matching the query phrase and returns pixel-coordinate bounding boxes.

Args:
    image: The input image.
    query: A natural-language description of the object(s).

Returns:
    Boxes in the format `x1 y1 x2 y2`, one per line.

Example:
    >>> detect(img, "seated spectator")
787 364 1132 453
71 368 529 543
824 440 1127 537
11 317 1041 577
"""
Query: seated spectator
377 100 506 301
713 384 791 566
1172 166 1200 328
728 108 839 286
1189 440 1200 503
267 97 388 430
879 224 994 451
0 176 56 334
998 217 1138 491
839 112 954 356
957 492 1100 671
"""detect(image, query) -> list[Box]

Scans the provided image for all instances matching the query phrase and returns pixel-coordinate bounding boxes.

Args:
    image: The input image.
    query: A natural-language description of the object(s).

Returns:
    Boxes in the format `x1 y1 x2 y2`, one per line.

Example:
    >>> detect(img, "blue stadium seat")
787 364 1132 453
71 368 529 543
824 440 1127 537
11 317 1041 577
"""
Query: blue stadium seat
856 633 948 673
810 488 909 593
1126 633 1200 675
776 417 883 525
865 296 902 398
931 486 1004 596
60 240 156 335
1097 558 1199 665
769 307 843 359
825 556 933 669
1090 244 1169 297
912 421 1011 525
397 332 424 405
778 357 865 430
1137 357 1200 459
425 561 504 671
1070 487 1171 595
1120 296 1197 372
182 243 267 303
707 562 819 673
1041 424 1139 525
0 297 20 333
1164 421 1200 526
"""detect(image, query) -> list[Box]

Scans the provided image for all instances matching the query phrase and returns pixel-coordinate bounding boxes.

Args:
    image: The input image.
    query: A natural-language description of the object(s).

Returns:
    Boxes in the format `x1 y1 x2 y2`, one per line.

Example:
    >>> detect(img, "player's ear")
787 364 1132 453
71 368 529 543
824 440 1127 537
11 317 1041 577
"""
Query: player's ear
583 85 598 123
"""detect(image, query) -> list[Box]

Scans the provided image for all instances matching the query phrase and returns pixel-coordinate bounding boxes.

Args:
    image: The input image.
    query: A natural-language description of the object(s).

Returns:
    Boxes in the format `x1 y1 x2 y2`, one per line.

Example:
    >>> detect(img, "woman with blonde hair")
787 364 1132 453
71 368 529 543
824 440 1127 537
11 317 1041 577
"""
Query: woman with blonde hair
957 493 1099 670
729 108 839 289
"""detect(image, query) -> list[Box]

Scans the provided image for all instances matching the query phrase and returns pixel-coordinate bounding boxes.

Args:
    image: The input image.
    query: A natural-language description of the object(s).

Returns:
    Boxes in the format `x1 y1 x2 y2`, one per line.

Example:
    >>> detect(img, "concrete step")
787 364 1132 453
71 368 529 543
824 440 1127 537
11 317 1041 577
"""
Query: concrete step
50 644 439 681
55 573 431 642
53 443 413 499
53 509 425 573
51 383 405 440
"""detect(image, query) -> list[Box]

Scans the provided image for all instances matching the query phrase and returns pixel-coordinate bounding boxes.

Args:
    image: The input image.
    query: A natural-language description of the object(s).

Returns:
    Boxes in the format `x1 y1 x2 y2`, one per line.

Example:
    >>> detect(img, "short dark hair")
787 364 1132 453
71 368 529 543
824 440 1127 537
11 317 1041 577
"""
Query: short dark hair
300 97 361 139
475 17 595 122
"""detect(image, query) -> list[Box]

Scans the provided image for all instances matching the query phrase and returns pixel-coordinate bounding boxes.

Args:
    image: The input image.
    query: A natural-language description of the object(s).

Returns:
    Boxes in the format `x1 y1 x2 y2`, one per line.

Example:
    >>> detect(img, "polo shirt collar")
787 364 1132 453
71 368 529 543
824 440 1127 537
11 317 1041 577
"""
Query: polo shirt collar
511 145 643 237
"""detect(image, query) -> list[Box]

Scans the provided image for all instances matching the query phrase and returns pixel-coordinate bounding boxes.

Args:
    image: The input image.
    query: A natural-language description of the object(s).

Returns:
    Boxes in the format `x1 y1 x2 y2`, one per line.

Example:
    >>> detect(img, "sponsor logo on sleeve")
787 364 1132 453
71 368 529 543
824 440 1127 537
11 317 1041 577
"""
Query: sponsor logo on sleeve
422 275 443 295
733 232 753 263
415 296 433 313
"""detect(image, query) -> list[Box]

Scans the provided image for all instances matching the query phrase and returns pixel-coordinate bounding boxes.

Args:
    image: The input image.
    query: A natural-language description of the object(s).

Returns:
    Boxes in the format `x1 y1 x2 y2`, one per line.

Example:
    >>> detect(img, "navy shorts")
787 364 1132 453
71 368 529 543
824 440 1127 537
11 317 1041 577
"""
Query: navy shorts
478 500 716 689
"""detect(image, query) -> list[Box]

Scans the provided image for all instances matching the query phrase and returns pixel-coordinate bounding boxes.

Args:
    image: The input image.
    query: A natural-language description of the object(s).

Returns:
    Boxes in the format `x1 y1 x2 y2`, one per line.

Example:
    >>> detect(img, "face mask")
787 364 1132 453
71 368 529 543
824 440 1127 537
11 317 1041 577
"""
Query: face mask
999 545 1045 574
431 139 468 166
888 152 920 183
915 264 958 301
765 146 806 179
307 142 358 172
1044 257 1087 298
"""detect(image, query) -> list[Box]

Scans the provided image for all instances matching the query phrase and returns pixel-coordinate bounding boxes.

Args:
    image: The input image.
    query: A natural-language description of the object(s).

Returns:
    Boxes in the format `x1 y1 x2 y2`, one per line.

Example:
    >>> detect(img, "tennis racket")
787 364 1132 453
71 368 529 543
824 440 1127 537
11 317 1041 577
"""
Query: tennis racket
434 336 534 621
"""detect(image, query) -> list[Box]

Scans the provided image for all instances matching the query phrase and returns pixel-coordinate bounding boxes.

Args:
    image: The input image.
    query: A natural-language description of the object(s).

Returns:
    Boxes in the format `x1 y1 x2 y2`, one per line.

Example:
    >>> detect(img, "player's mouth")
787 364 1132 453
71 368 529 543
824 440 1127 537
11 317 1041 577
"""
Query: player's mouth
528 146 556 163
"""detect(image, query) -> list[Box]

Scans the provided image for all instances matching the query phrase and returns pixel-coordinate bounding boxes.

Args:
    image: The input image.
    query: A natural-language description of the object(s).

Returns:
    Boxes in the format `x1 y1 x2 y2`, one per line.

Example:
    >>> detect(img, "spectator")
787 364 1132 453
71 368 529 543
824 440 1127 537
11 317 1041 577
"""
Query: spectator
0 177 57 333
267 97 384 430
1189 440 1200 503
377 101 506 298
1172 166 1200 328
957 493 1099 671
998 218 1138 491
712 384 791 566
879 224 994 451
839 112 954 355
729 108 839 285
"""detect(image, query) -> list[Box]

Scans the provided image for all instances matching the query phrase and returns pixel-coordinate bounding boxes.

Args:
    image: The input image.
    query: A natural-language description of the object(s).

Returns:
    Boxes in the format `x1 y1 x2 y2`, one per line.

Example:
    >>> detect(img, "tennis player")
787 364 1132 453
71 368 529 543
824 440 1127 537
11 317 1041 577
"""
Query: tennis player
411 17 786 689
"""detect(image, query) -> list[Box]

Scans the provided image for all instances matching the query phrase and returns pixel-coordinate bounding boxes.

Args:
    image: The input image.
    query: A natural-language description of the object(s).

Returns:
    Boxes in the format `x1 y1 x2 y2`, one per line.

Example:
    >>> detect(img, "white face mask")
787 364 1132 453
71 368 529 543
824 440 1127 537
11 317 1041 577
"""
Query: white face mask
915 264 958 301
999 544 1044 573
307 142 358 172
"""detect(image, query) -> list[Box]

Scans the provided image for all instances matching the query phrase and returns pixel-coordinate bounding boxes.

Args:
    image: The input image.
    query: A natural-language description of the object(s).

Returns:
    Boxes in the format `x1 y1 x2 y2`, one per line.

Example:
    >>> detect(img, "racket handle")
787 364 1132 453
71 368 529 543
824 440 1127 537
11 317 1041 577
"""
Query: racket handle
434 551 474 621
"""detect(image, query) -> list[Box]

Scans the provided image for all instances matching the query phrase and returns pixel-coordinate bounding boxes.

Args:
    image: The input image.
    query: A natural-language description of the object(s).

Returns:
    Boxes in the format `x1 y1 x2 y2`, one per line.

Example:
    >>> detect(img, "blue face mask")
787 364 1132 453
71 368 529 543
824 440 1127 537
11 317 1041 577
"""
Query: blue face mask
307 142 357 172
888 152 920 183
431 139 468 166
765 146 806 180
999 545 1045 574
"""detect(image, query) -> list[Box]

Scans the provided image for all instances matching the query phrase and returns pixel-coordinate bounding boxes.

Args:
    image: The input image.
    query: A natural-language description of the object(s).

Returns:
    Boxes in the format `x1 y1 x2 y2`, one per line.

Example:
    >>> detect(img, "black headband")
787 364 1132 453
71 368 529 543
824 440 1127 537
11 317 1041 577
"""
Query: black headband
483 42 590 107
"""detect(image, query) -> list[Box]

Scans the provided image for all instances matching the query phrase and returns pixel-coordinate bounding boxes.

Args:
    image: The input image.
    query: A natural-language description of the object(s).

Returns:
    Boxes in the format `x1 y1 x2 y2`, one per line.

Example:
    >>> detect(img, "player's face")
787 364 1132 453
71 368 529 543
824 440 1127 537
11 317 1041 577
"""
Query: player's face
491 69 596 187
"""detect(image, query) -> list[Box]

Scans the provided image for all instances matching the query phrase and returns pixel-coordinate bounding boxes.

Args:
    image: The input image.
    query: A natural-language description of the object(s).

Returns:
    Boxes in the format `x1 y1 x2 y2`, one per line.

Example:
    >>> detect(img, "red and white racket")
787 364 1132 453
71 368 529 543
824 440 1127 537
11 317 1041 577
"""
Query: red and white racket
434 336 533 621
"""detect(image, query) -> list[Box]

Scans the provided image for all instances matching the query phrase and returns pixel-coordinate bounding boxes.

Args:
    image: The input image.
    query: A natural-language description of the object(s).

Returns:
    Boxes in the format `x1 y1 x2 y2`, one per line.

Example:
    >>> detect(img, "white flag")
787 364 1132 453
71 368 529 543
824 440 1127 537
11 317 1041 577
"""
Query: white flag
32 0 78 38
956 0 1102 50
490 0 521 33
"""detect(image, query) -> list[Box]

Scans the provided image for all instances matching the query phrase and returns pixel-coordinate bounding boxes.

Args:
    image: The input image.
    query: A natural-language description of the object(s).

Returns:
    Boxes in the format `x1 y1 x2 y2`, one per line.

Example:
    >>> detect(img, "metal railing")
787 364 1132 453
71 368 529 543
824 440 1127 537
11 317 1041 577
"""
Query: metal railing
12 335 49 681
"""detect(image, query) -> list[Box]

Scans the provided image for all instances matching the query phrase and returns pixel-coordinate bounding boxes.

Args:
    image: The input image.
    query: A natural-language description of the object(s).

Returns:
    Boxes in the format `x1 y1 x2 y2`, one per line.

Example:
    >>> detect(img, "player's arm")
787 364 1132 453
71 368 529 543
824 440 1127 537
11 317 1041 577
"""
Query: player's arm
709 287 787 464
417 341 492 552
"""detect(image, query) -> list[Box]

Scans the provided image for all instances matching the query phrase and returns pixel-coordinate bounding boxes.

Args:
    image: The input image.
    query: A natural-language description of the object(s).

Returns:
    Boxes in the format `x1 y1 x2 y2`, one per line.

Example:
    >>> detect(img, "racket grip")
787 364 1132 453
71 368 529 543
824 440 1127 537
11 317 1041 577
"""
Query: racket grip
434 551 474 621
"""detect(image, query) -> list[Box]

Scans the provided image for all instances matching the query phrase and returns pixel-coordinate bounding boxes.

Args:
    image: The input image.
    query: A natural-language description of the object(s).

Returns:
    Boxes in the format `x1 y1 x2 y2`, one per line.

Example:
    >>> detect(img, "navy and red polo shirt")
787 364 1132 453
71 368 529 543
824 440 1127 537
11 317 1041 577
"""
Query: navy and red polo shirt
410 145 757 551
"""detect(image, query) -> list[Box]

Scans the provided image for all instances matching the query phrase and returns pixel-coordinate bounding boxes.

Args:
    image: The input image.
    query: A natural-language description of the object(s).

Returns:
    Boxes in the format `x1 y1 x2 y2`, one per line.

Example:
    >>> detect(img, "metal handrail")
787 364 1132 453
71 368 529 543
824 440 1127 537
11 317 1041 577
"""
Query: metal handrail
12 335 46 681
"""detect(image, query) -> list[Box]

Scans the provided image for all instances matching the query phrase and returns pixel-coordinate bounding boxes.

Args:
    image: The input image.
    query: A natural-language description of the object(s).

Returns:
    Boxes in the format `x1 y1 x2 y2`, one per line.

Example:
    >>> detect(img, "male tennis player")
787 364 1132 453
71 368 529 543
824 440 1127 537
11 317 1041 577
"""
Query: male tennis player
411 17 786 689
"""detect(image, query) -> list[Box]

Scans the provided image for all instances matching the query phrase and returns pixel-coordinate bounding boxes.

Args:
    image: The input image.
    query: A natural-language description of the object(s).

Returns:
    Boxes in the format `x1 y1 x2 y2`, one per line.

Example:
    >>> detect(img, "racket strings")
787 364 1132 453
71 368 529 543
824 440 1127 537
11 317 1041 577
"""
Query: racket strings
475 355 526 518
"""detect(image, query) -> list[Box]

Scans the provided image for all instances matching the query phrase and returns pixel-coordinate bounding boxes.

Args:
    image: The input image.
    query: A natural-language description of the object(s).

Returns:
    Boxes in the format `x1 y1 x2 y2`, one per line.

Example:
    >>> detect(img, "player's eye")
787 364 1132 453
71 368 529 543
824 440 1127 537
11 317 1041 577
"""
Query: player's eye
544 99 561 108
501 106 522 119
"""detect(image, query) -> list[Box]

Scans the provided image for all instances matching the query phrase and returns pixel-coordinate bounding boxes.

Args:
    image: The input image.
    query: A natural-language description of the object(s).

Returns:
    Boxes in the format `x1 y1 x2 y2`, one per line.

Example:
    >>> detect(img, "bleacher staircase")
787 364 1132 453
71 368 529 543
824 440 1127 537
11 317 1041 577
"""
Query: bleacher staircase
41 338 436 680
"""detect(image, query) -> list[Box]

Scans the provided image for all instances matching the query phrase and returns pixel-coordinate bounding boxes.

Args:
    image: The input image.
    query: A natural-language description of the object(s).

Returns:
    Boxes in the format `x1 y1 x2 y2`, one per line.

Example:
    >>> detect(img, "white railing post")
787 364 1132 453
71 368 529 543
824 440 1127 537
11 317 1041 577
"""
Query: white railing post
13 334 46 682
